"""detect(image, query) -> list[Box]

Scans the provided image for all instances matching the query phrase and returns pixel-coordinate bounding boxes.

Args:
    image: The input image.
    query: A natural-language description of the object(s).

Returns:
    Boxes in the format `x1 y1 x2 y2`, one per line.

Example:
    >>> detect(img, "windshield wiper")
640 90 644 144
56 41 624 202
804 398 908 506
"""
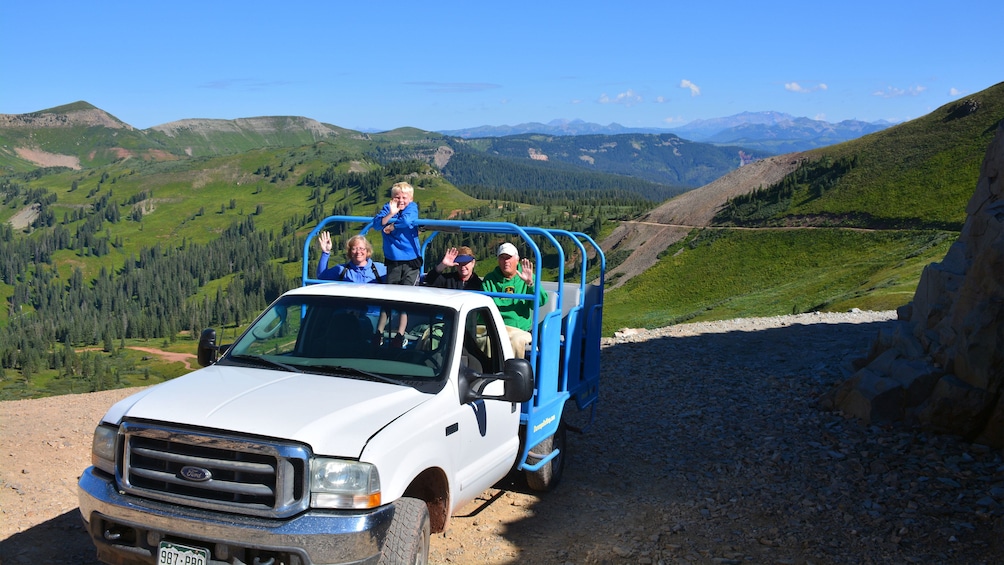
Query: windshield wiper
312 364 401 386
230 354 303 373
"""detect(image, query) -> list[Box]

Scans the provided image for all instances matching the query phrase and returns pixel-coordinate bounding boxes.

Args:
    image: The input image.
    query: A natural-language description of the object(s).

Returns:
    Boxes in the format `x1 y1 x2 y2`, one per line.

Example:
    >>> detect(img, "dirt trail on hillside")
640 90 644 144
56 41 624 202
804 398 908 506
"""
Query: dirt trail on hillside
601 153 805 288
77 346 197 370
126 347 196 370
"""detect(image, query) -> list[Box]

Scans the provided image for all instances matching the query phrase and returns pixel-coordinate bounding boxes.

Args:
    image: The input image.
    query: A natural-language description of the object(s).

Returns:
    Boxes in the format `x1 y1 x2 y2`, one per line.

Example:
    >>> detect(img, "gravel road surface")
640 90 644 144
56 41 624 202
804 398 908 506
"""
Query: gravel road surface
2 311 1001 564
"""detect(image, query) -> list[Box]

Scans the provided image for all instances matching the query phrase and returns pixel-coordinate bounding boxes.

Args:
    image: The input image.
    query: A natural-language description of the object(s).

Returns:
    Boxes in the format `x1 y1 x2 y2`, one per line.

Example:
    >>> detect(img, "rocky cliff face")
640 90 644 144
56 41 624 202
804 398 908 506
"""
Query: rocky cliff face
823 122 1004 449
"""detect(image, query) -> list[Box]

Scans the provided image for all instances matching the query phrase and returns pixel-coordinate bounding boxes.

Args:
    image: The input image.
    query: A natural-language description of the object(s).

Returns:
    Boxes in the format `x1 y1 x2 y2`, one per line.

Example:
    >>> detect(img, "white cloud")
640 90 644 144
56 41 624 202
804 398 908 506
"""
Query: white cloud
785 82 828 93
814 113 827 121
679 80 700 97
655 96 667 103
949 87 964 97
662 116 685 125
598 89 643 106
872 85 927 98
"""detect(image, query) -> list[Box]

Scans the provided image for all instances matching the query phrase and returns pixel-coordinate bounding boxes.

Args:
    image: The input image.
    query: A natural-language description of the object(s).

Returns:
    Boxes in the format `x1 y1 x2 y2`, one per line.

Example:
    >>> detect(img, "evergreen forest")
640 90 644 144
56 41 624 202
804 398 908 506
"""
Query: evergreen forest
0 144 656 399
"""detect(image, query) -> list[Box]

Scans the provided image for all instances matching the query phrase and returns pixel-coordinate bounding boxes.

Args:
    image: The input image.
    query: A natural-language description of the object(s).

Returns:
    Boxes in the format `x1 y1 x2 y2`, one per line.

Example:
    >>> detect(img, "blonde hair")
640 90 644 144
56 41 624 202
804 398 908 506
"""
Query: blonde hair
344 235 373 258
391 181 414 197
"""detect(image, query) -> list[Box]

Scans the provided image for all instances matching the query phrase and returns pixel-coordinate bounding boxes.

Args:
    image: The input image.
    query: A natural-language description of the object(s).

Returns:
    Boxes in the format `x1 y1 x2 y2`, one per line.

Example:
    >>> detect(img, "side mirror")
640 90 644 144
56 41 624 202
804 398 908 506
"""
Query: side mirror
460 358 535 404
500 358 535 402
197 328 218 367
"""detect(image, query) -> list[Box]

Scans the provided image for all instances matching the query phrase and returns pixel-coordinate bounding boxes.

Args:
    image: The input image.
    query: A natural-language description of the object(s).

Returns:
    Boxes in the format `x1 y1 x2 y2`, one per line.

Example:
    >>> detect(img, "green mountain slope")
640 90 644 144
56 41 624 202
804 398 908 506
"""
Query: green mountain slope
713 81 1004 230
441 151 686 203
0 102 174 170
145 116 370 157
0 131 654 399
603 229 955 331
1 103 762 197
602 81 1004 333
447 133 762 187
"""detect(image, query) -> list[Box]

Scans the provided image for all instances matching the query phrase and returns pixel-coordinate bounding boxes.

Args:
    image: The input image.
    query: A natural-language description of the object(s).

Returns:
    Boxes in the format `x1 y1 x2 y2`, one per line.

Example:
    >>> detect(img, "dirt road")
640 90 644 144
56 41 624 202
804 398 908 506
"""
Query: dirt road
2 312 1001 564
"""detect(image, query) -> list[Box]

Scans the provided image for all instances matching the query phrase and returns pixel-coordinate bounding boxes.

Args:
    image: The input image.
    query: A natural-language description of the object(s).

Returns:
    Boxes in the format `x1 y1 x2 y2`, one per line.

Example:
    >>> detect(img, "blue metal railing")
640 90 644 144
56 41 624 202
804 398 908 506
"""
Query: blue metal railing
300 215 604 470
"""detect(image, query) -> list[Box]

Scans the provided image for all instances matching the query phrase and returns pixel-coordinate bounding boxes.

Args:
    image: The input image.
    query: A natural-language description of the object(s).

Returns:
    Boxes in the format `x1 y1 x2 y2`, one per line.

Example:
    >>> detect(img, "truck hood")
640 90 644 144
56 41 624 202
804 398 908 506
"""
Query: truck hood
105 365 428 458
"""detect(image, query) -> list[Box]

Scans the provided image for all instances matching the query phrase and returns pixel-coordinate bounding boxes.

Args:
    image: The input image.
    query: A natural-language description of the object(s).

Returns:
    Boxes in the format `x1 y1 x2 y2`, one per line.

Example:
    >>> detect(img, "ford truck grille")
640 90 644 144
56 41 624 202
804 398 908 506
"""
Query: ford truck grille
119 422 309 518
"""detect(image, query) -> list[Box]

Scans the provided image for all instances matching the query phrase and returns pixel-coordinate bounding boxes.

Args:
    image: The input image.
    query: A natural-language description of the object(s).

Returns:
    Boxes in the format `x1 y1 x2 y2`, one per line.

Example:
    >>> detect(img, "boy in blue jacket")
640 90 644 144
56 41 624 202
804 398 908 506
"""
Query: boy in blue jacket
372 182 420 346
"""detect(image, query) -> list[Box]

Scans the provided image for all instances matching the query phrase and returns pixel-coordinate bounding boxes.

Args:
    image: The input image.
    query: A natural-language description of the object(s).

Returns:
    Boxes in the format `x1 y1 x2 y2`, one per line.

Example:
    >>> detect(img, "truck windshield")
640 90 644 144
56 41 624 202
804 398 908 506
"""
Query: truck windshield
222 295 455 386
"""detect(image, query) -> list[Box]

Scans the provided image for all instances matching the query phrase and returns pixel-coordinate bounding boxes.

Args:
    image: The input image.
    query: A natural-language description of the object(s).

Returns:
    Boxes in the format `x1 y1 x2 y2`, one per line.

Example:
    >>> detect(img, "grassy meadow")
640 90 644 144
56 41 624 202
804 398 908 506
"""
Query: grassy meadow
602 228 956 332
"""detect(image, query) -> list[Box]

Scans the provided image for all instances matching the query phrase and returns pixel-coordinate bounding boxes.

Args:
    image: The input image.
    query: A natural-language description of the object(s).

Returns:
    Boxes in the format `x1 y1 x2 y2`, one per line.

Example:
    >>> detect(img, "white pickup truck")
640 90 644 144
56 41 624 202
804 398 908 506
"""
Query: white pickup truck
78 218 605 565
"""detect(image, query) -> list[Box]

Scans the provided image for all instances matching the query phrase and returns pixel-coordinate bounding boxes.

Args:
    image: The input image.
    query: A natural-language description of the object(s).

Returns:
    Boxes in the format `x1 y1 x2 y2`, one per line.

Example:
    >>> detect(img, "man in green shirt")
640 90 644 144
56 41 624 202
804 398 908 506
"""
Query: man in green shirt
481 242 548 357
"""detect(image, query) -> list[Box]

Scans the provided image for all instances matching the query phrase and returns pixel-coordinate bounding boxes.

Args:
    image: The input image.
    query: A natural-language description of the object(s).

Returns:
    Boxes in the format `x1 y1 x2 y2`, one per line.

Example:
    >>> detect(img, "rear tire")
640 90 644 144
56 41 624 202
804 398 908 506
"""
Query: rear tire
379 497 430 565
525 421 566 492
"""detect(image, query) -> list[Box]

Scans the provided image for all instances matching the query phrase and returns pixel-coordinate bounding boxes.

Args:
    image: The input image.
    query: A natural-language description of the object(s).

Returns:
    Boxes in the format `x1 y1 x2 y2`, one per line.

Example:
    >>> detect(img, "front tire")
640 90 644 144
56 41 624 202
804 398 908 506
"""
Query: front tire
525 421 566 492
379 497 430 565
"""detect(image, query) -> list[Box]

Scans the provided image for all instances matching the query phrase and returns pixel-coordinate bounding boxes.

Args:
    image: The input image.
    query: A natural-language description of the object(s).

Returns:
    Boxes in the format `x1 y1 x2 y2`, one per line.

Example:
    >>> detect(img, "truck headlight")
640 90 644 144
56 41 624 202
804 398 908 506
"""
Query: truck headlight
91 424 118 475
309 458 381 509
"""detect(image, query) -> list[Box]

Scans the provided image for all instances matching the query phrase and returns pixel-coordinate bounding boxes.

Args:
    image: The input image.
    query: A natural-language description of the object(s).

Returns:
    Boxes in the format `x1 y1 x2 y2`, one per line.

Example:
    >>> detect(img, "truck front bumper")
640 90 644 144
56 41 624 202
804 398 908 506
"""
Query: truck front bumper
78 467 393 565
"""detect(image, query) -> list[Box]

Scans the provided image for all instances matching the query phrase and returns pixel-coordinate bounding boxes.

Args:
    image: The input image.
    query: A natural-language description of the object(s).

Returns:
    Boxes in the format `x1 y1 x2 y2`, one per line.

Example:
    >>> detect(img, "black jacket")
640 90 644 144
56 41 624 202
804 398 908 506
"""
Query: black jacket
424 269 483 291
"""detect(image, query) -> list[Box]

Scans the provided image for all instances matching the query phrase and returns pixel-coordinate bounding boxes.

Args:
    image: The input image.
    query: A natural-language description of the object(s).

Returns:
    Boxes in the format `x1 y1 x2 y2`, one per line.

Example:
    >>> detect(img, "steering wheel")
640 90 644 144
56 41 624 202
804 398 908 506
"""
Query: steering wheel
252 319 284 340
424 352 443 373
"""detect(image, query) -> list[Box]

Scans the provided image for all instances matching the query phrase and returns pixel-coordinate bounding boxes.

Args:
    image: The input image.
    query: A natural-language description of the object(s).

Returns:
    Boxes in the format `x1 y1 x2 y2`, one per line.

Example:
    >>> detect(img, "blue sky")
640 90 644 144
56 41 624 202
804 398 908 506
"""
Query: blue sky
2 1 1000 132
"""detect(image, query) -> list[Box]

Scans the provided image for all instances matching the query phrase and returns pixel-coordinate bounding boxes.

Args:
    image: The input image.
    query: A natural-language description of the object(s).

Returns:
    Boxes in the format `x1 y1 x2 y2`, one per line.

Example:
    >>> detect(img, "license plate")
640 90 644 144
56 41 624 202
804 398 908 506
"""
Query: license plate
158 541 209 565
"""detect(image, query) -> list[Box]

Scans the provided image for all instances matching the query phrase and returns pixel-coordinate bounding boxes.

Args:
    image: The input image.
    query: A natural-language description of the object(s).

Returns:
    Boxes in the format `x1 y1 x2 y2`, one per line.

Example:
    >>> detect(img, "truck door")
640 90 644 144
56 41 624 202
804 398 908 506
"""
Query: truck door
453 308 521 496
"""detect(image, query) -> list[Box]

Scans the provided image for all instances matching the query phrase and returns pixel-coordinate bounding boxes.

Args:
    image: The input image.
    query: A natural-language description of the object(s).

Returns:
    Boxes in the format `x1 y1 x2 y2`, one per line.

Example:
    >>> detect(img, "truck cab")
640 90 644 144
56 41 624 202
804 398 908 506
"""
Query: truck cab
78 217 604 565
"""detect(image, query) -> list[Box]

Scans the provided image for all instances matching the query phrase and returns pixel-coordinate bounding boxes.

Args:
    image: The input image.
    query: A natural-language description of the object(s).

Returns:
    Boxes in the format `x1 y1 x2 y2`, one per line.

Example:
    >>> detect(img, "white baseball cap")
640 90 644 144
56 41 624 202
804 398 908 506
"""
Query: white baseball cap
497 242 519 257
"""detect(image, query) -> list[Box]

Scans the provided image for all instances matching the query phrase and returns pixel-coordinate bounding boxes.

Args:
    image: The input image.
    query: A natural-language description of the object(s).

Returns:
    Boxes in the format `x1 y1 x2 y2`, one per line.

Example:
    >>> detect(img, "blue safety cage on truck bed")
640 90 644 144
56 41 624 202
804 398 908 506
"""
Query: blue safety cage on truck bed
301 216 605 485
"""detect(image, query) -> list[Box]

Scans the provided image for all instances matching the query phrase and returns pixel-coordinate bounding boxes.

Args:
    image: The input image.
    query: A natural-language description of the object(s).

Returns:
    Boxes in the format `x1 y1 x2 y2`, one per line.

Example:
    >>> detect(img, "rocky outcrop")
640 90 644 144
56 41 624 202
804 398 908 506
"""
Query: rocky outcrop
433 145 454 169
0 107 131 130
822 123 1004 449
149 116 337 138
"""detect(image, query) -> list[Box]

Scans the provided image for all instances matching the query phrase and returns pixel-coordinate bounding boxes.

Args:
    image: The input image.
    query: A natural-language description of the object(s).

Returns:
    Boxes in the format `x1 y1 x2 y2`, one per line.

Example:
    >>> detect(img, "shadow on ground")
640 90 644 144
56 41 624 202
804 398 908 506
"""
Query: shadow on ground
1 510 100 565
440 319 1002 564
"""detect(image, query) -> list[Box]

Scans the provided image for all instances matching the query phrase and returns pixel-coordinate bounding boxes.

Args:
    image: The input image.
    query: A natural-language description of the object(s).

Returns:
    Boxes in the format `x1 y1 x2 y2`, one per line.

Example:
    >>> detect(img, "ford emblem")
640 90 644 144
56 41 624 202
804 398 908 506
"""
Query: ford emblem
179 466 212 482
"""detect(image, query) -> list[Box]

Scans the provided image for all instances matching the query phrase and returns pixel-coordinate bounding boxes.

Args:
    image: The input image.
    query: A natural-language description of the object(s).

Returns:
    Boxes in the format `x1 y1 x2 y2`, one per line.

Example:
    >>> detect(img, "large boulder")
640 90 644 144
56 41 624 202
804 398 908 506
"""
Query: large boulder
822 121 1004 449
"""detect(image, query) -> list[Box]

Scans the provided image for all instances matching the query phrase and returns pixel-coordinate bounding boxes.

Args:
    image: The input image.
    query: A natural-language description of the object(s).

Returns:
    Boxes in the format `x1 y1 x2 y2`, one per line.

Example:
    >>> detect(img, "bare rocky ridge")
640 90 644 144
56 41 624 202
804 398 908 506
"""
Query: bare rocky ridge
3 311 1001 565
149 116 339 138
0 108 131 130
0 106 129 168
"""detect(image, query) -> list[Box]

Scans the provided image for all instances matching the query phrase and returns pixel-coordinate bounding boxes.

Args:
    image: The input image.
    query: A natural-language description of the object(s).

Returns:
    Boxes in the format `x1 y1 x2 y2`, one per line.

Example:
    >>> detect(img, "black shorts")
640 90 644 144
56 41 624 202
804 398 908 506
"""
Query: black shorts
385 258 421 286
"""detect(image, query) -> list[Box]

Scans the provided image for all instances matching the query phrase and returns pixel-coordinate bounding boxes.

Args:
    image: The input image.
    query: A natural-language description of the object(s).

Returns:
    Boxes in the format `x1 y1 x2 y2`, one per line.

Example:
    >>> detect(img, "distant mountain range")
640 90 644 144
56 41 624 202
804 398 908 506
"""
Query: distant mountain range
0 102 891 193
439 112 895 154
0 102 765 190
437 119 666 139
